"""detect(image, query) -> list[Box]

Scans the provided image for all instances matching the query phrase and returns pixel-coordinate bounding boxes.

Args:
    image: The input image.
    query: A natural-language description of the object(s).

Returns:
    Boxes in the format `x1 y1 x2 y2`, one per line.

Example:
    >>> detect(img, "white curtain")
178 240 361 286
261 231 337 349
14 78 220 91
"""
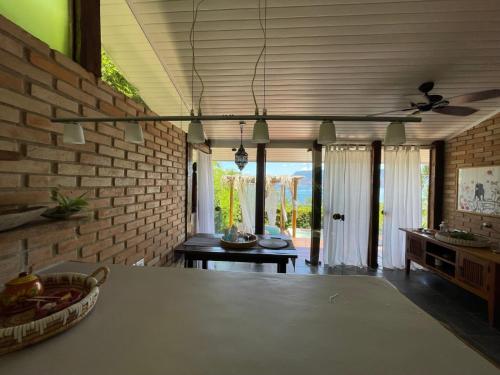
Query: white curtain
323 147 371 267
237 179 256 233
196 151 215 233
265 186 279 227
382 147 422 269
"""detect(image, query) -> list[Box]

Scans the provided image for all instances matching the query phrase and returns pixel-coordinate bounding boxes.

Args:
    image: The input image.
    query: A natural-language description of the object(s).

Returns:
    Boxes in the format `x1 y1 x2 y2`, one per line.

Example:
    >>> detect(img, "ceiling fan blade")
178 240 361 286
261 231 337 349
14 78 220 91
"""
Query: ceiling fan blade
432 106 478 116
369 108 414 116
448 89 500 105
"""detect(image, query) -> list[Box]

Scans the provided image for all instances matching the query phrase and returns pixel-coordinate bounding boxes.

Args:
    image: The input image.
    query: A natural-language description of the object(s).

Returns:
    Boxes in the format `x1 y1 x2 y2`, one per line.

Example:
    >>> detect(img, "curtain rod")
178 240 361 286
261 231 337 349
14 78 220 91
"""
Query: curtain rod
51 114 422 124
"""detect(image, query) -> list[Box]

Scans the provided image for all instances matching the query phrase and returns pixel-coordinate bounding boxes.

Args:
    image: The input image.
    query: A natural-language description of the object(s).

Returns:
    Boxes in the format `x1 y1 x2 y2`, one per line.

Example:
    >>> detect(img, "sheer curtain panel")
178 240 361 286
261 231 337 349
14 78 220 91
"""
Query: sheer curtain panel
196 151 215 233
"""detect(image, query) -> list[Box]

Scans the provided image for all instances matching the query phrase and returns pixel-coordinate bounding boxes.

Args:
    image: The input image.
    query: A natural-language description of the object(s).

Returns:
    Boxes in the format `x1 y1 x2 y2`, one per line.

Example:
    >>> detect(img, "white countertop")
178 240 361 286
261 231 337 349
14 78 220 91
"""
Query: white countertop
0 262 497 375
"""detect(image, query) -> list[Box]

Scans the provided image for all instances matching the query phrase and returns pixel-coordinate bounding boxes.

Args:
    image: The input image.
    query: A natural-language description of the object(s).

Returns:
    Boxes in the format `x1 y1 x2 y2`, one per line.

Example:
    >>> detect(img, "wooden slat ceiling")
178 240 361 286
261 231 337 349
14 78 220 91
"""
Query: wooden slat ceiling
102 0 500 143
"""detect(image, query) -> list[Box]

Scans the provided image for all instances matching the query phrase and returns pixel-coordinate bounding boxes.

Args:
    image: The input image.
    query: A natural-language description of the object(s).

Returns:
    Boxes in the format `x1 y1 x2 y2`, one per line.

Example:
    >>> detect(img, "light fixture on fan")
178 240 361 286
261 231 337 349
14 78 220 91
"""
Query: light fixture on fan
125 121 144 144
318 119 336 145
63 122 85 144
235 121 248 171
384 121 406 145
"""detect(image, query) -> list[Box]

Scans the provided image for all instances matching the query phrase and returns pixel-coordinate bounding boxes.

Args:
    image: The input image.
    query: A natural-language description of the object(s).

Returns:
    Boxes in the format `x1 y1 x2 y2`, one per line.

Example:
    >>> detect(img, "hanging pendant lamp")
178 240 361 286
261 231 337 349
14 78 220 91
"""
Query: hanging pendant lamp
384 121 406 145
125 122 144 144
63 122 85 144
235 121 248 170
187 110 205 144
318 119 336 145
252 109 270 144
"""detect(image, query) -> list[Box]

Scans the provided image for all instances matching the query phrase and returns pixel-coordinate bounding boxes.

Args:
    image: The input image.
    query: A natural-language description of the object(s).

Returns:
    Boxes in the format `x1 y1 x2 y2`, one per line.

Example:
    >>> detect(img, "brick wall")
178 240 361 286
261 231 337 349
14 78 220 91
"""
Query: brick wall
0 16 186 283
443 113 500 241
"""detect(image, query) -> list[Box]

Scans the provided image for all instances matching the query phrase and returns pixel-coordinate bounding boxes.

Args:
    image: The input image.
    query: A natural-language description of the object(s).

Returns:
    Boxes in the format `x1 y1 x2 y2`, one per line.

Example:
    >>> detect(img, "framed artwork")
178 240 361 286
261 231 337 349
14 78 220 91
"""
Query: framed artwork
457 166 500 217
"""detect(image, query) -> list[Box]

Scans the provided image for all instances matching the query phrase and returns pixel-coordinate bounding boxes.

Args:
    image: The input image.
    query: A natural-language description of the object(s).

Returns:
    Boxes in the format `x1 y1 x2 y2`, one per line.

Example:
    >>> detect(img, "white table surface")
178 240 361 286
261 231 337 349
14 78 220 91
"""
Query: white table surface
0 262 498 375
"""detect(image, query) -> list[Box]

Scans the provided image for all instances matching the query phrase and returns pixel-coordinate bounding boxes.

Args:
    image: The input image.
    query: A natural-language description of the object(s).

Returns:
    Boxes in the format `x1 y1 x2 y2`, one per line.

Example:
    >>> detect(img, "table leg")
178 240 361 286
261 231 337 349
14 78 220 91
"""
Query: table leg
202 260 208 270
186 258 194 268
405 258 411 276
277 261 287 274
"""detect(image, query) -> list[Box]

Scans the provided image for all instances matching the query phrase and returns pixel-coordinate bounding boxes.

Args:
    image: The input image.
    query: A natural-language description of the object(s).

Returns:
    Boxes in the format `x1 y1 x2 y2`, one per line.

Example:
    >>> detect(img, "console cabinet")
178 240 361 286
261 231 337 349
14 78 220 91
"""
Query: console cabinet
402 229 500 328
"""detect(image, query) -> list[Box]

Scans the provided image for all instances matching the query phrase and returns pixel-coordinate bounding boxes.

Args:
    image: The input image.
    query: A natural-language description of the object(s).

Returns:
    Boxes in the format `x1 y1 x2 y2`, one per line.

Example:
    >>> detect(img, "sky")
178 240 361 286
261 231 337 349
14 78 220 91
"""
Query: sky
216 161 312 176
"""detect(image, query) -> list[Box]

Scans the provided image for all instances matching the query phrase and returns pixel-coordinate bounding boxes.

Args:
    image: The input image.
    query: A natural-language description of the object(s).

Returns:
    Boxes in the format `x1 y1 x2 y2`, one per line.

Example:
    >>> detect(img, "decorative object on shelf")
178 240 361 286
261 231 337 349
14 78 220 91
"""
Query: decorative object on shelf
220 225 258 249
258 238 288 249
438 221 449 233
435 231 490 248
0 266 109 355
0 206 47 232
0 272 44 310
457 166 500 217
42 188 88 220
234 121 248 171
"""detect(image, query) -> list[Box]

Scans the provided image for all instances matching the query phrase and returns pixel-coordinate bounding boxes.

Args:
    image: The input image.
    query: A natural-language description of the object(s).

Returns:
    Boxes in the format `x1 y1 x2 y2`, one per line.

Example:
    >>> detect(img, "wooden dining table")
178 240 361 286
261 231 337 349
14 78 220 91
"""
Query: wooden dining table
174 233 298 273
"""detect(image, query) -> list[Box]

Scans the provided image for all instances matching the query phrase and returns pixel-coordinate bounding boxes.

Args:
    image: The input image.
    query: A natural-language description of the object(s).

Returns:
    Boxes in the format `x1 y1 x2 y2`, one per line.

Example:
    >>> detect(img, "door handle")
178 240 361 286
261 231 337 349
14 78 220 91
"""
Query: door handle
332 213 345 221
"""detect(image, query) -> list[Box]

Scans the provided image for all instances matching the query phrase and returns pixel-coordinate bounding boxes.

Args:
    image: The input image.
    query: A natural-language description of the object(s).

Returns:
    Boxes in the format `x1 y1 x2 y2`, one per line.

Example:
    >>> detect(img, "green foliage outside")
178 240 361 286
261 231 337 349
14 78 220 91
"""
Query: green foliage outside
101 50 146 106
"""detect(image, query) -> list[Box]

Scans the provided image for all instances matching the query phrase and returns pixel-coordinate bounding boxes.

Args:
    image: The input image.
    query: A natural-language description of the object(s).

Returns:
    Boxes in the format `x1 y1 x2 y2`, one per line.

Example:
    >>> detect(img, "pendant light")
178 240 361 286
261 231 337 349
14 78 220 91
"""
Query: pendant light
63 122 85 144
187 0 206 144
318 119 336 145
251 0 270 144
125 121 144 144
234 121 248 170
384 121 406 145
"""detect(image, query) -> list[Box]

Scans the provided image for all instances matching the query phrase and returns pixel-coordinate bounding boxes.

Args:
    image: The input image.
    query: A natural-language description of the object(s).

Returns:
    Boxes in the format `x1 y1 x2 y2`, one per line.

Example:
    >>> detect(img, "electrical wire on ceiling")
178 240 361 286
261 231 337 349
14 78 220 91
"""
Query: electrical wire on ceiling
189 0 206 115
251 0 267 115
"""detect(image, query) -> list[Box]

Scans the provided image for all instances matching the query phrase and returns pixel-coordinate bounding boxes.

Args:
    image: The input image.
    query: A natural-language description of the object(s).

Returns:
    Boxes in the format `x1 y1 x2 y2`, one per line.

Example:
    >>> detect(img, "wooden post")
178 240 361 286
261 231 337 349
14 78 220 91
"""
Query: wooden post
73 0 101 77
255 144 266 234
367 140 382 269
429 140 445 229
229 180 234 226
292 178 298 238
309 141 322 266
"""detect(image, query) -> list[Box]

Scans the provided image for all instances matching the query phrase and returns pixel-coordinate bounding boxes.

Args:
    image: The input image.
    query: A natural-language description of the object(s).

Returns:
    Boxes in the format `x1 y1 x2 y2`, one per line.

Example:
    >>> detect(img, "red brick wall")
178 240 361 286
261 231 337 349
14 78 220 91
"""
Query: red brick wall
0 16 186 282
443 113 500 241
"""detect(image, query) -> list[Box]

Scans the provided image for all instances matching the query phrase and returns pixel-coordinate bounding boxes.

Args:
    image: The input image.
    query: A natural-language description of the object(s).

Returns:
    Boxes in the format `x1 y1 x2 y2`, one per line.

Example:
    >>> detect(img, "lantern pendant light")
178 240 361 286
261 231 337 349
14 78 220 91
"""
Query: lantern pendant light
384 121 406 145
318 119 336 145
235 121 248 171
187 109 205 144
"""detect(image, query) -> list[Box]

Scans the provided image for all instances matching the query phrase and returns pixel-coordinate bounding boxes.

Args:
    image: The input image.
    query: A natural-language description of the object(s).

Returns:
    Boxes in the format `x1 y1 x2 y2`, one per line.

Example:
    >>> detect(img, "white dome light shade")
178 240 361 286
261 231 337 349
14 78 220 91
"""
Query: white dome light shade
63 122 85 144
252 118 270 143
318 120 336 145
384 121 406 145
125 122 144 144
187 119 205 144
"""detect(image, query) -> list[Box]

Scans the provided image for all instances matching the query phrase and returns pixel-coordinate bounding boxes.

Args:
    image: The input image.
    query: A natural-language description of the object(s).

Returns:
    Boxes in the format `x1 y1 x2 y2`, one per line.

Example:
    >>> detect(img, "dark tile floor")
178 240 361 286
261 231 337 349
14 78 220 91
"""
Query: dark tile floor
181 257 500 367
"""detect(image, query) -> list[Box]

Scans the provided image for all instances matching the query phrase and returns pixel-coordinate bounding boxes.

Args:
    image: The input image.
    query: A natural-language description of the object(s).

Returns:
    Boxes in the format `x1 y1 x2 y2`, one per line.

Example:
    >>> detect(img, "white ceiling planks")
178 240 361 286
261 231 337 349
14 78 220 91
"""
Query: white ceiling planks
101 0 500 142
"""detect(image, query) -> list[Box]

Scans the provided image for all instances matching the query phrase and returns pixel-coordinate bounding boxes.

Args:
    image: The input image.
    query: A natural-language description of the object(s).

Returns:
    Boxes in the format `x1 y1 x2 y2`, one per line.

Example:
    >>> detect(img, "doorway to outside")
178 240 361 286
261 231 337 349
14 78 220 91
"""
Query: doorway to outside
211 147 317 269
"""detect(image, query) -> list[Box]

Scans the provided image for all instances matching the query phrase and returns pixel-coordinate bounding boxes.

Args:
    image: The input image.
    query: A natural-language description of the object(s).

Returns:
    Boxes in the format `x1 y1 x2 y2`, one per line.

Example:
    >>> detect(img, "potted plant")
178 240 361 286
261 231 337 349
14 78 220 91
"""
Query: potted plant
42 188 88 220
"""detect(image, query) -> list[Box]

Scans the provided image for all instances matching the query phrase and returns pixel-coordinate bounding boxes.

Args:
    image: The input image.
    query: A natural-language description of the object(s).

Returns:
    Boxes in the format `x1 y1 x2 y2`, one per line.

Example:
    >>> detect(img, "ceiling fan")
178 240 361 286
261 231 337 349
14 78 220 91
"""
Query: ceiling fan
377 81 500 117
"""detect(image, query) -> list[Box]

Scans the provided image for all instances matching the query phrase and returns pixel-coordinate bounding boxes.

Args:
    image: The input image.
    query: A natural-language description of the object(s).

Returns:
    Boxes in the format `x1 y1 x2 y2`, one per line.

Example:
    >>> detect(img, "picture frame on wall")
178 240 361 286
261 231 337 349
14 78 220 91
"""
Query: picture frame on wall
457 166 500 217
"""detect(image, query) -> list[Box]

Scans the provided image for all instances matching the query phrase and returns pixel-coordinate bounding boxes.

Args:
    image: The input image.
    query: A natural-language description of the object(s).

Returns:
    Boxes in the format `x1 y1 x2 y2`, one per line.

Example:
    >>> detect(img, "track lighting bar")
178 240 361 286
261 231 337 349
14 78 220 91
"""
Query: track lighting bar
52 114 421 124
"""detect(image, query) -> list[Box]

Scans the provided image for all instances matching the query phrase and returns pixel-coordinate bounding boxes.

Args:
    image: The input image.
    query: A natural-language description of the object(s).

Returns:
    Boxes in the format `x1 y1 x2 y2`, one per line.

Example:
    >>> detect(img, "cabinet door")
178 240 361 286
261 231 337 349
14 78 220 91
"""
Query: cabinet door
406 236 425 263
457 253 490 294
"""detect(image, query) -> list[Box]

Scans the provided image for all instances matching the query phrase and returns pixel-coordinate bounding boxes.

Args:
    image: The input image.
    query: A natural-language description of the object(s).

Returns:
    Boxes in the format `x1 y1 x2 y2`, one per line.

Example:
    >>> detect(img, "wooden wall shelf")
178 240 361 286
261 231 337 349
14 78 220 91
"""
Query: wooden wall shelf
402 229 500 329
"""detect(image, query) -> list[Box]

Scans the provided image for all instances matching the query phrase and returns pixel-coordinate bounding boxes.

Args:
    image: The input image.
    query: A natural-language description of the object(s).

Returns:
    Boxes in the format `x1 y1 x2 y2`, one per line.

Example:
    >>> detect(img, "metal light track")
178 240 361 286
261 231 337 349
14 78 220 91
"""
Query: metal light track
51 114 421 123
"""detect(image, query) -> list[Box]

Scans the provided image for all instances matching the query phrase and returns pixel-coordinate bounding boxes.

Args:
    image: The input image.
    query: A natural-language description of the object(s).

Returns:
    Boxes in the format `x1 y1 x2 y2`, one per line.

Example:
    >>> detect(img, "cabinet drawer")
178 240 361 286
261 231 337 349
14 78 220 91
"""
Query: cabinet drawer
457 253 490 294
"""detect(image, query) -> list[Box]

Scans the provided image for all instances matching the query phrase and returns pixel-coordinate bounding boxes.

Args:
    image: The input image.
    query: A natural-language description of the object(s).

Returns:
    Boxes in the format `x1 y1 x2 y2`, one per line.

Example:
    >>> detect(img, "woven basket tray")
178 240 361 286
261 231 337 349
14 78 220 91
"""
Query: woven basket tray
0 267 109 355
220 234 258 249
435 232 490 248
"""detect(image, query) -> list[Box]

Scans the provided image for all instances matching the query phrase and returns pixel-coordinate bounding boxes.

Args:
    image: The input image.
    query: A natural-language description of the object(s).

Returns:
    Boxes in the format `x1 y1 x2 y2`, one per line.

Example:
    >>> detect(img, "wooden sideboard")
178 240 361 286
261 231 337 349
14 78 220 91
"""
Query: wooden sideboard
401 229 500 329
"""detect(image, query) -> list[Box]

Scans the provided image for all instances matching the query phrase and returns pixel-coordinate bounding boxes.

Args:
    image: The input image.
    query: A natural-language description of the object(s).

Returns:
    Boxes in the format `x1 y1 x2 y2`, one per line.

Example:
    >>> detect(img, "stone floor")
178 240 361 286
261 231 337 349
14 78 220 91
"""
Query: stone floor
185 256 500 367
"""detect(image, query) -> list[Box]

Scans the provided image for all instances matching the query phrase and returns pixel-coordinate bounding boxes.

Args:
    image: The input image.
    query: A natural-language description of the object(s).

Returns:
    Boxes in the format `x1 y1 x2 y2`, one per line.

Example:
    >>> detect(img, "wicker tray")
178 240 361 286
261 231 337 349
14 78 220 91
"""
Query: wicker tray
220 234 258 250
435 232 490 248
0 267 109 355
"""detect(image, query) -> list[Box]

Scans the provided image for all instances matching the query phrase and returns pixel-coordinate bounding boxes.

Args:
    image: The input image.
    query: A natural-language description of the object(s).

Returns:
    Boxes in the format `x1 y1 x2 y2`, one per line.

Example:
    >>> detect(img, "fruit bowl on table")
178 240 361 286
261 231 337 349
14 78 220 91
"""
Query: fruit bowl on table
220 233 258 250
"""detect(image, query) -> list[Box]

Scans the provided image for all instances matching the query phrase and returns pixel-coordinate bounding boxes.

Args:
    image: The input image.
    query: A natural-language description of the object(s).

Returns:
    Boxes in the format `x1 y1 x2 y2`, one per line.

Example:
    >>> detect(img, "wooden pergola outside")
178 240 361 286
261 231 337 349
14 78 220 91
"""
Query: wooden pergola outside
222 175 303 237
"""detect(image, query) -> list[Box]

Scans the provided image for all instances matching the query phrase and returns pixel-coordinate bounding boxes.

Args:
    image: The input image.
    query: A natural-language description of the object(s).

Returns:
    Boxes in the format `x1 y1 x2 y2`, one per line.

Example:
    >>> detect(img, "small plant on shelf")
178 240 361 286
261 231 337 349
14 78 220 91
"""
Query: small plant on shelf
42 188 88 220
